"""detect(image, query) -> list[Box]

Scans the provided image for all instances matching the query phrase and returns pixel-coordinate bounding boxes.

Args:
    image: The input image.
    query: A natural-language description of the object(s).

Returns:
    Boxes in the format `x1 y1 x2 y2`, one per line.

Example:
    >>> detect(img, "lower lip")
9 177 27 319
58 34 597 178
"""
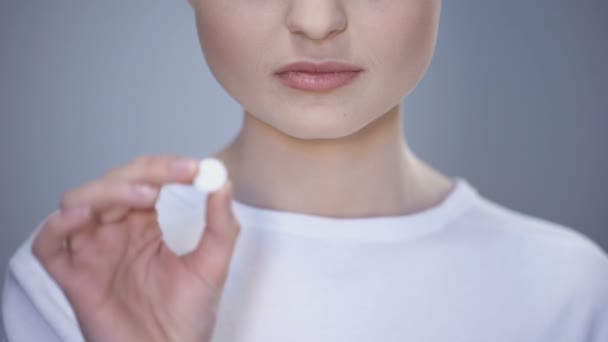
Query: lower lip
274 70 362 91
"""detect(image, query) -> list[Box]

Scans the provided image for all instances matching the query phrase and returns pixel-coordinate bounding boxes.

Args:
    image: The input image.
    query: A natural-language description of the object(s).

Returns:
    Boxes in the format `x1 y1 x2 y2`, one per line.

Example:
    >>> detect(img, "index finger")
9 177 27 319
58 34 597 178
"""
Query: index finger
105 155 199 185
32 207 93 274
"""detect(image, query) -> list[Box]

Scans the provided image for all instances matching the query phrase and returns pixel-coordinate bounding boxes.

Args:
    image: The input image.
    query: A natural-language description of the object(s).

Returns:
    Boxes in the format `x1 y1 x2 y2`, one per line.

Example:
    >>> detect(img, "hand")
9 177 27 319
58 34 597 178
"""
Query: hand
32 155 241 342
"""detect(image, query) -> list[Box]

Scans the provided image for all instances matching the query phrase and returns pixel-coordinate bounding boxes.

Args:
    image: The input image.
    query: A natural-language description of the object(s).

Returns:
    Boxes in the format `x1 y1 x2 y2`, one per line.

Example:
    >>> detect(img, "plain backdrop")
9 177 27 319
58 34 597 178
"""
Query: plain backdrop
1 0 607 311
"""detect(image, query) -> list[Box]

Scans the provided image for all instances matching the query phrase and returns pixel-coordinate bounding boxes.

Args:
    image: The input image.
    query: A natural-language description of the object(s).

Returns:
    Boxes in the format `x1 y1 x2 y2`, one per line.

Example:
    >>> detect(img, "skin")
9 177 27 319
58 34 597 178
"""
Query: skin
33 1 453 341
33 156 241 341
191 0 455 217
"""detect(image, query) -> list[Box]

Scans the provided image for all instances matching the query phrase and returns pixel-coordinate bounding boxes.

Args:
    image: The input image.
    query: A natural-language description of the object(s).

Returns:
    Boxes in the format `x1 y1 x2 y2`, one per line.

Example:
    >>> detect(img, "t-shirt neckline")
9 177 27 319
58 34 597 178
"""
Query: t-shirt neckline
230 177 479 242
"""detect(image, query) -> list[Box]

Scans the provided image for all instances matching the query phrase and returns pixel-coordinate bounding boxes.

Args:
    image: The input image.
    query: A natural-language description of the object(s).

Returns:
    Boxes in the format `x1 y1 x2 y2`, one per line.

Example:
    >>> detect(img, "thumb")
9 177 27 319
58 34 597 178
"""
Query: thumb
181 179 241 291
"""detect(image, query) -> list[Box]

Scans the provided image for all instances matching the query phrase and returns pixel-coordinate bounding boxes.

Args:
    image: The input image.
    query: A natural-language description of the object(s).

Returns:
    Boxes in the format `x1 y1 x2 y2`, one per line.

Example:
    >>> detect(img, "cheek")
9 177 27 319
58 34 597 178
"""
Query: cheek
196 0 281 95
195 5 271 94
363 1 440 90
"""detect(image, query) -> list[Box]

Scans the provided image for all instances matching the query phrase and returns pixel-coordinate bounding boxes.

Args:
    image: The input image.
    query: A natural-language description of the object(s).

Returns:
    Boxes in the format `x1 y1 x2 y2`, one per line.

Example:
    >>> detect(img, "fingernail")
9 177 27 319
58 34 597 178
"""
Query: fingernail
133 184 157 198
171 158 197 177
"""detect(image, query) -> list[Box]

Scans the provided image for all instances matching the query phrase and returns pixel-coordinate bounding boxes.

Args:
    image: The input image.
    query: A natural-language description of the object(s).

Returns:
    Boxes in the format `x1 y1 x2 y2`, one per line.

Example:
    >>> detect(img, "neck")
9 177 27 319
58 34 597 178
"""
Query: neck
212 103 455 218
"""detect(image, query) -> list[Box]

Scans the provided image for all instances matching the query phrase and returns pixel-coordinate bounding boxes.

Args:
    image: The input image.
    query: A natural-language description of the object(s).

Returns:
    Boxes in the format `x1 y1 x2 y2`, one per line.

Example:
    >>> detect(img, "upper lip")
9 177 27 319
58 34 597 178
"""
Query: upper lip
274 61 363 74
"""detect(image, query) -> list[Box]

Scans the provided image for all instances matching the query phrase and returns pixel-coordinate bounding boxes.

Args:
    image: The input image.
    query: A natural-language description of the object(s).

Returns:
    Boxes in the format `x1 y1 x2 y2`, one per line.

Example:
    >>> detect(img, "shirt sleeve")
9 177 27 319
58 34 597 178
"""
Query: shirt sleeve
2 270 64 342
1 214 85 342
588 262 608 342
575 241 608 342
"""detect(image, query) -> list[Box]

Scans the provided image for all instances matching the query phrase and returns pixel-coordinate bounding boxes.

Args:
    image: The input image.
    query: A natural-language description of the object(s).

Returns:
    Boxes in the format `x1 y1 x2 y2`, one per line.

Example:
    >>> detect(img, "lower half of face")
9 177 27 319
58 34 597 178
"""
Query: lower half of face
193 0 441 140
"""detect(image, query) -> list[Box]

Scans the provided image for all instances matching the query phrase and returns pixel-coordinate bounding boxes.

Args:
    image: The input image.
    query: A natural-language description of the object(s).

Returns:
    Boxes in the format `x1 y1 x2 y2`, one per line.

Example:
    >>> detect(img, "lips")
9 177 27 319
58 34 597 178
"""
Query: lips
274 70 361 91
274 61 363 74
274 61 364 91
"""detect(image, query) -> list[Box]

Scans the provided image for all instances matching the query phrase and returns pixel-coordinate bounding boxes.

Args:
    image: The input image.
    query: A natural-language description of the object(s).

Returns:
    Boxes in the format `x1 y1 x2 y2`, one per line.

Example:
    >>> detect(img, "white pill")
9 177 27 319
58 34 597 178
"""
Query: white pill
194 158 228 193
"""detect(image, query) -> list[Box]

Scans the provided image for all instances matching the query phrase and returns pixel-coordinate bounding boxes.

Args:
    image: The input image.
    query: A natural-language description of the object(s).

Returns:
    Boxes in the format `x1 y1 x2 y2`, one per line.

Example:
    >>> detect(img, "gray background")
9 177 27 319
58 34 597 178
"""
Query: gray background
0 0 606 295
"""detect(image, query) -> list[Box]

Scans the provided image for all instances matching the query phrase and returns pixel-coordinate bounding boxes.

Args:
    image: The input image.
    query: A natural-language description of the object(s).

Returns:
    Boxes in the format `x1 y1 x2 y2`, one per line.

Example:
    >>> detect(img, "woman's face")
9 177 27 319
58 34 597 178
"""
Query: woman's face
190 0 441 139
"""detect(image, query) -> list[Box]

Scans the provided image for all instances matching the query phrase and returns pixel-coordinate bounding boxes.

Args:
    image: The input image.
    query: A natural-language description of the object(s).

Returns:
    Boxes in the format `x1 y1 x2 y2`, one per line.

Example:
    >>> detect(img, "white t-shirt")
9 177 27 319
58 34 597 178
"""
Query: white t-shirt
2 178 608 342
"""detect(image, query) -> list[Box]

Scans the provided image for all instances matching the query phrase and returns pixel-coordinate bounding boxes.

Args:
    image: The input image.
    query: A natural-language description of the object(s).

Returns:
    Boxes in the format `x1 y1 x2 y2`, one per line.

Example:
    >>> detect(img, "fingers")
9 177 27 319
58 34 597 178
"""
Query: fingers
60 178 159 215
105 155 199 185
32 206 94 277
181 180 241 292
60 154 199 224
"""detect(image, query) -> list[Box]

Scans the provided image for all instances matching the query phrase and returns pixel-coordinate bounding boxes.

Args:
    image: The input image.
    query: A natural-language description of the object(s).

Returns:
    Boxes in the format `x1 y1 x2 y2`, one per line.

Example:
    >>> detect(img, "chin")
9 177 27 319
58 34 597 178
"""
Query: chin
284 127 356 141
269 108 369 141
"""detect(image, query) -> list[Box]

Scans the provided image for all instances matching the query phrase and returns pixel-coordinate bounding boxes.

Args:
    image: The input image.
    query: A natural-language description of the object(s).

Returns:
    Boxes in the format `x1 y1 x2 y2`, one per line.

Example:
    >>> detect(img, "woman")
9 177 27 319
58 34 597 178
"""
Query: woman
3 0 608 341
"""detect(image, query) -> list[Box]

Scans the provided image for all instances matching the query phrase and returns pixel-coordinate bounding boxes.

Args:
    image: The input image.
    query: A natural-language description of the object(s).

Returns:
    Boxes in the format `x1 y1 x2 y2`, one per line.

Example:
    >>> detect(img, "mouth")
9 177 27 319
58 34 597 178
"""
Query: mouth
273 61 364 92
274 71 362 92
274 60 364 74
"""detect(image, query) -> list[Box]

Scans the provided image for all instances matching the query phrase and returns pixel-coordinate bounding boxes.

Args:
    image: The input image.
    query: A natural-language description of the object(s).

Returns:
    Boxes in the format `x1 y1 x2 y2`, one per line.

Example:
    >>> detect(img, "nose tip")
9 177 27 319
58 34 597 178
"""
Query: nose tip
286 1 347 41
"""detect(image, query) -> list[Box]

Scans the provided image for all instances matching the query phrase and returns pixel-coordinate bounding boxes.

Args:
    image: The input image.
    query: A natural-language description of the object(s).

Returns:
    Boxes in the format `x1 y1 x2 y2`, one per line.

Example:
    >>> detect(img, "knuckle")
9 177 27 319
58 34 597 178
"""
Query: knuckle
61 180 104 210
104 176 133 199
133 155 154 167
105 154 165 180
87 179 106 195
126 210 158 232
123 211 162 249
125 211 144 227
45 210 63 229
161 154 178 164
99 207 127 224
96 222 120 247
94 179 129 208
103 167 120 179
104 179 128 200
32 212 62 261
59 190 77 210
62 175 104 205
